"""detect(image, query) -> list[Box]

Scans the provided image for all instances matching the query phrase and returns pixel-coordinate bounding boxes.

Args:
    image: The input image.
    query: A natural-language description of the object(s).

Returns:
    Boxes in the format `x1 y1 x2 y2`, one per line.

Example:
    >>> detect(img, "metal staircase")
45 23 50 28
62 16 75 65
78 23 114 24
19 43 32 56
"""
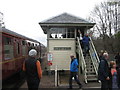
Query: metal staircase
76 37 100 83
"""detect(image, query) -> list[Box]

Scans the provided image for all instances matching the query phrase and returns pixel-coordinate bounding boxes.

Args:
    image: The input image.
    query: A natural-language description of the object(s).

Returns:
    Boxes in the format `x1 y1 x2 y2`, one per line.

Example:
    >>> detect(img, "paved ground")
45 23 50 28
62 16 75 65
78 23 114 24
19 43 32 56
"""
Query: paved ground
20 75 55 88
20 73 101 89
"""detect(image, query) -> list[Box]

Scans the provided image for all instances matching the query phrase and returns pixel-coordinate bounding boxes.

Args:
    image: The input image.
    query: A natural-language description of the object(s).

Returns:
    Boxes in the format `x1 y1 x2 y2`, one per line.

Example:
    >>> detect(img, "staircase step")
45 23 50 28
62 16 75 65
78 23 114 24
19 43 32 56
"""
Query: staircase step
86 68 95 72
87 75 97 78
87 70 95 72
86 67 94 69
86 64 93 66
86 63 93 65
85 61 93 63
85 61 92 64
86 65 94 67
86 72 96 75
86 68 95 71
86 71 96 73
85 58 92 60
86 69 95 72
87 74 97 76
87 78 98 81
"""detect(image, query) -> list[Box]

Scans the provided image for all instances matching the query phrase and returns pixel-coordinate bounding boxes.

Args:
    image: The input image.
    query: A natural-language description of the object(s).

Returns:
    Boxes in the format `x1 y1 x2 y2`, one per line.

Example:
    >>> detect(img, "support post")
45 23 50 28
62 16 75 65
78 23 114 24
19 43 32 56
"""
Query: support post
58 71 60 86
55 65 57 87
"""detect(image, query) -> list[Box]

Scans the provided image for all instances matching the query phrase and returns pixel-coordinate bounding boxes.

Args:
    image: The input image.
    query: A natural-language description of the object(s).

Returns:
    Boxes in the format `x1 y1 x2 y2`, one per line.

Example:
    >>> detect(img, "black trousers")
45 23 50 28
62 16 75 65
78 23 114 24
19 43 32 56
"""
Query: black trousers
101 80 109 90
83 43 90 57
27 79 40 90
69 72 82 88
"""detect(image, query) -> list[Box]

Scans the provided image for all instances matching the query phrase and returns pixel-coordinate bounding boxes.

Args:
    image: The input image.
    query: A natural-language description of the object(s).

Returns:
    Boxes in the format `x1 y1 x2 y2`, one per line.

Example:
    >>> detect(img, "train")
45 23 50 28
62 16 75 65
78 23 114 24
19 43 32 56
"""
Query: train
0 27 46 80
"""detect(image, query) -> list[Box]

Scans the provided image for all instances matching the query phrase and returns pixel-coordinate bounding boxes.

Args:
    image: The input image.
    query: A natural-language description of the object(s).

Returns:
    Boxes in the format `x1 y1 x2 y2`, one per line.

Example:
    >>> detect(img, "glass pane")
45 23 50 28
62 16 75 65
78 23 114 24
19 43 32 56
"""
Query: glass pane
49 27 75 38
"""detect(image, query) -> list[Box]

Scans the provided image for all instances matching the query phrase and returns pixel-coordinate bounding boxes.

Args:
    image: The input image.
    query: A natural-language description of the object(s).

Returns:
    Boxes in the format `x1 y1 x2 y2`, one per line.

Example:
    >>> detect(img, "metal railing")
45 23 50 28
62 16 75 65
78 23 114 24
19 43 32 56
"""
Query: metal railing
76 37 87 83
89 37 100 75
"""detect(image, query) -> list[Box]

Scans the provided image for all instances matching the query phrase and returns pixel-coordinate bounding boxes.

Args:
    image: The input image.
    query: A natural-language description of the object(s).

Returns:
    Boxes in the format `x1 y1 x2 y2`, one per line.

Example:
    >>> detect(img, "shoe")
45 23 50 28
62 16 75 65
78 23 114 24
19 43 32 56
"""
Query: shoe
79 85 82 89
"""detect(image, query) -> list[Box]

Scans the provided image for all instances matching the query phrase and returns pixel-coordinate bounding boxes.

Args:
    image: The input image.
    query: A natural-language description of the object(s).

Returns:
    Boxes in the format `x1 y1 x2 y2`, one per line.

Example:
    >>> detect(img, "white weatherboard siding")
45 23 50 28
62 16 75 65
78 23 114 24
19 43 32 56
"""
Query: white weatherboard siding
48 39 76 70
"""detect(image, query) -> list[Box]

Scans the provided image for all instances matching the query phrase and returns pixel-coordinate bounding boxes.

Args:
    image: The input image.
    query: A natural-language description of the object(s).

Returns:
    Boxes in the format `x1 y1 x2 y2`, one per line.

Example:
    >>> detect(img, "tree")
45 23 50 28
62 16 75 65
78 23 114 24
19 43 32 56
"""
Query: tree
0 12 5 28
89 1 118 37
88 1 119 51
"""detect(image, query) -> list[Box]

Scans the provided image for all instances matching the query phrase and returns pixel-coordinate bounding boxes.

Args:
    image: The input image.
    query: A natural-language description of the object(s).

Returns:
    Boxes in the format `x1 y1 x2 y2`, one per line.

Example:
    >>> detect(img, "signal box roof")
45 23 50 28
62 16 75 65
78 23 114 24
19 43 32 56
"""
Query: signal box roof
39 13 95 34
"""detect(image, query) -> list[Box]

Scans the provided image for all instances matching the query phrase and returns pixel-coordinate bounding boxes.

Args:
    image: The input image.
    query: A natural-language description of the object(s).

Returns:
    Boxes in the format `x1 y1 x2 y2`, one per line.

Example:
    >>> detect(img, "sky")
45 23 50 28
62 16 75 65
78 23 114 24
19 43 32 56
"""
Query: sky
0 0 106 46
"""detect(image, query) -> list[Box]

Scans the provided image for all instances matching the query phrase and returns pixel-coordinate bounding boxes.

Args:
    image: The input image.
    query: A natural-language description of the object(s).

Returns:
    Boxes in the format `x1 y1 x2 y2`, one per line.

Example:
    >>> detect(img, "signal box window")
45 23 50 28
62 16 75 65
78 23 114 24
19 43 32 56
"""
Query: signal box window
49 27 75 39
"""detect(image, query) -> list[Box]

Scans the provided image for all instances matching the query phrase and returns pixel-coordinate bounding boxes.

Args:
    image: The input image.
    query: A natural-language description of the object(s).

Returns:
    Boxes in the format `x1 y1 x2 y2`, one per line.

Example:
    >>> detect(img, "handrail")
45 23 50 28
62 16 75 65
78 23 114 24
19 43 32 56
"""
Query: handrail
90 37 100 63
89 37 100 75
89 49 98 75
77 37 87 83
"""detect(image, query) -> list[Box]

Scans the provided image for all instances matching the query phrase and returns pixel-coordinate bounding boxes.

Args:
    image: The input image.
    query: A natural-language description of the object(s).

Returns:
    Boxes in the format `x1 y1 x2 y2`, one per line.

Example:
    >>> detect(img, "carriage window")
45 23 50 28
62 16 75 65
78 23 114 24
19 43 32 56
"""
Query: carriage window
22 40 26 45
22 40 26 56
3 36 14 60
28 42 31 46
32 43 34 46
3 36 12 45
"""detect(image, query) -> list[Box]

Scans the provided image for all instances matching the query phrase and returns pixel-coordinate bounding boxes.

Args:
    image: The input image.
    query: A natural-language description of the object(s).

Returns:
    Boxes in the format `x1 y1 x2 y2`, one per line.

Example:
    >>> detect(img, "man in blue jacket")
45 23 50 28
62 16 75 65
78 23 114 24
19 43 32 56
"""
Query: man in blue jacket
98 53 110 90
69 55 82 89
82 34 90 57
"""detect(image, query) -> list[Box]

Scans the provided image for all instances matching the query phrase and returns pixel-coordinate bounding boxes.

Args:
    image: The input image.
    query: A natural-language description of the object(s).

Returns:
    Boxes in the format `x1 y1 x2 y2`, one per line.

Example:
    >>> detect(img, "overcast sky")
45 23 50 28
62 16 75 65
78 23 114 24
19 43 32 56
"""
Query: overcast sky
1 0 106 46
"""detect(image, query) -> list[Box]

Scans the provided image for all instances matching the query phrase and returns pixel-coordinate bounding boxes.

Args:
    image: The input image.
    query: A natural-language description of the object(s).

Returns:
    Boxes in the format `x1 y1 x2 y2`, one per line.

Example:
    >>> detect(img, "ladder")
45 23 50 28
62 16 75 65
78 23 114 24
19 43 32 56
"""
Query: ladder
76 37 100 83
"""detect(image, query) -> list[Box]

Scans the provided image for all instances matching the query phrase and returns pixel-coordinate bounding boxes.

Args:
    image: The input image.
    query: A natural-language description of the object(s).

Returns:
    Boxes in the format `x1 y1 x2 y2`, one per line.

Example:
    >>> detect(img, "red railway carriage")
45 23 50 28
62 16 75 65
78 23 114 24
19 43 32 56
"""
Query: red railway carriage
0 28 44 80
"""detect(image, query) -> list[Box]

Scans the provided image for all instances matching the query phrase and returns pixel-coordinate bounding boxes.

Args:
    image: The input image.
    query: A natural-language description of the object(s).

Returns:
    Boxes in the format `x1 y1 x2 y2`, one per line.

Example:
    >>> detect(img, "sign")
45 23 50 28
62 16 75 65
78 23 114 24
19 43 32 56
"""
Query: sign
47 53 53 61
48 61 52 66
54 47 71 50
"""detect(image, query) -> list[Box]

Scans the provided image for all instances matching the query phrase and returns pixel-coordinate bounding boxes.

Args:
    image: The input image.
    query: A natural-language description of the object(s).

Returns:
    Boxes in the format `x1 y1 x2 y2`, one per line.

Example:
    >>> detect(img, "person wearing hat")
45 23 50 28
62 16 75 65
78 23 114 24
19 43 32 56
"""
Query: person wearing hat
69 54 82 89
23 49 42 90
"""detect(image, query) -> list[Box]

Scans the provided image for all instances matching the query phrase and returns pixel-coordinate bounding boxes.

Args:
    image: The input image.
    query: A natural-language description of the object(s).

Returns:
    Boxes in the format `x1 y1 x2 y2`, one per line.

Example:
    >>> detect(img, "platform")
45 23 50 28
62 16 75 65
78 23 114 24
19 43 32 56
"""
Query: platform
19 74 101 89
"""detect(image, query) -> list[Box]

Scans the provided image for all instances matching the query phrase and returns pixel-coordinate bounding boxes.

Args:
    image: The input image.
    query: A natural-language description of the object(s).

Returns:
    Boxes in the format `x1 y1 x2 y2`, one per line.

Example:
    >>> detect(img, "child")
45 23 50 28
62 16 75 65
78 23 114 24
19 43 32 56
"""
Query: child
110 61 119 90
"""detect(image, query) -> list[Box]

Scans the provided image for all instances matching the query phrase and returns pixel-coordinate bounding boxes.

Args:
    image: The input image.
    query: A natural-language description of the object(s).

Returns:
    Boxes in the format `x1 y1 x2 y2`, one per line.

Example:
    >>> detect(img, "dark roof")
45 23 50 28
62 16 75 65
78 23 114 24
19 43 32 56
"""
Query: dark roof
39 13 95 34
40 13 91 24
0 27 40 43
